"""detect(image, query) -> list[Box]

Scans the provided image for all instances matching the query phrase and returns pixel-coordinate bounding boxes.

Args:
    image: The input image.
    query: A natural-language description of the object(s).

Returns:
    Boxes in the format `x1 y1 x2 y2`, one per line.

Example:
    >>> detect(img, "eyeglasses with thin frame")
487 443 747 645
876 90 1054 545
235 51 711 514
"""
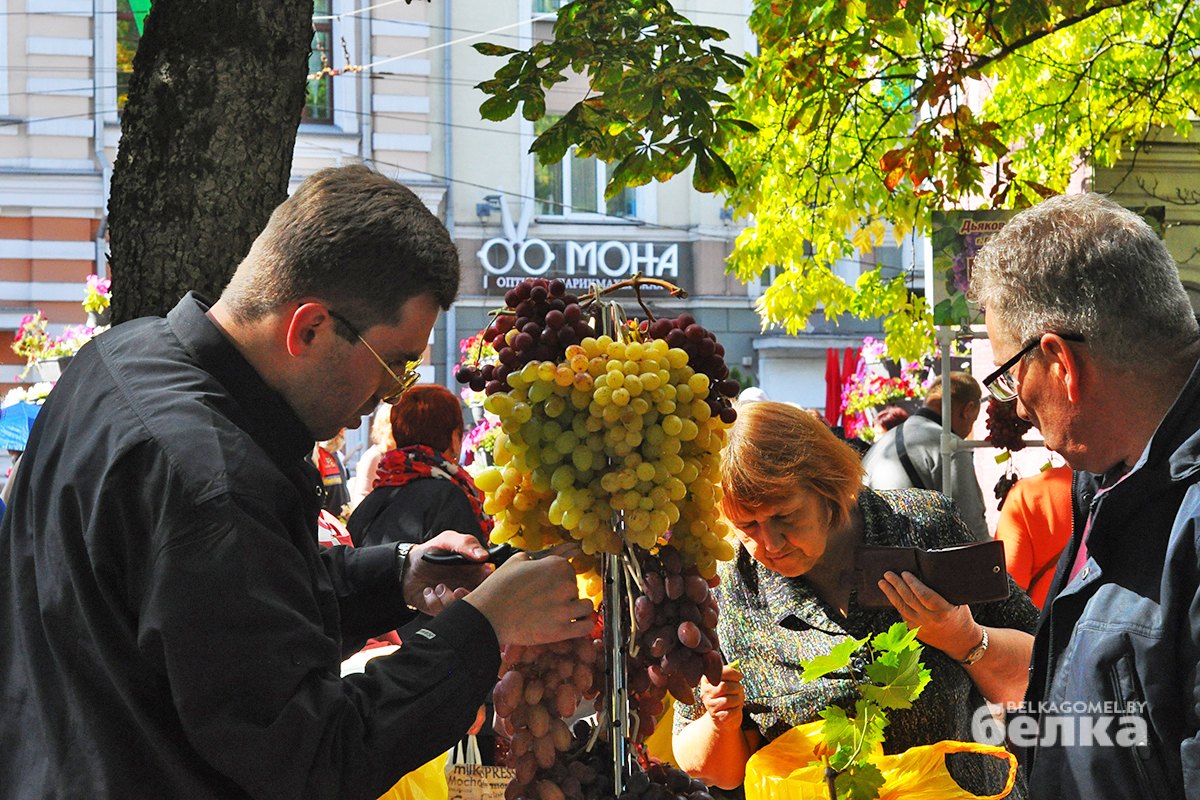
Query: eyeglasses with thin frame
325 308 422 403
983 332 1085 402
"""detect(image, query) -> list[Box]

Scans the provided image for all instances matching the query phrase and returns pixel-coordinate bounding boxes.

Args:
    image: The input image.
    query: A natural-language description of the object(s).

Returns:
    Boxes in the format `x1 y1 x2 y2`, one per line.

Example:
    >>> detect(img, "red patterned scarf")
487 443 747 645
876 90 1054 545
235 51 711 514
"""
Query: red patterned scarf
373 445 493 537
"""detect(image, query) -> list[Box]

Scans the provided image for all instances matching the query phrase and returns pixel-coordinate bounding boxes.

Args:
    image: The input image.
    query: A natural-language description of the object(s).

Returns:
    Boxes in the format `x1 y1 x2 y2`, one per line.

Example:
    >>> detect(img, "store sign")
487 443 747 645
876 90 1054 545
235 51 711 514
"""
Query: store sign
475 197 688 292
478 237 680 289
931 205 1164 326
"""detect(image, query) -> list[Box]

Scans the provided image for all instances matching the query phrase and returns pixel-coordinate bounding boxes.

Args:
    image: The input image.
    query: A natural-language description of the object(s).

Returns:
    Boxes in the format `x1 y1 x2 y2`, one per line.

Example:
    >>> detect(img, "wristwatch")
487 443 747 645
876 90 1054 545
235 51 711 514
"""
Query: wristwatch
395 542 417 610
959 627 989 666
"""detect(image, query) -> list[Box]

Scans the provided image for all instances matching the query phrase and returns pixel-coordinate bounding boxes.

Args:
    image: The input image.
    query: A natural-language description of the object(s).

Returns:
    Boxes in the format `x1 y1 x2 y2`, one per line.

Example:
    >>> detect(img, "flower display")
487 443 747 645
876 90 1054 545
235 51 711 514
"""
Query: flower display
841 338 930 438
11 313 100 374
82 274 112 315
10 274 114 379
3 383 54 406
462 413 500 470
11 312 51 362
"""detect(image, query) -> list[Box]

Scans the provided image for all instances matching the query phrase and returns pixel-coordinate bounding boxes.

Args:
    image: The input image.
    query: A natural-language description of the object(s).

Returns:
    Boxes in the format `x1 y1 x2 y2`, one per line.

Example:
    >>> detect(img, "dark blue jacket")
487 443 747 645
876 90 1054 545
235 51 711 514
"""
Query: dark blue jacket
1024 359 1200 799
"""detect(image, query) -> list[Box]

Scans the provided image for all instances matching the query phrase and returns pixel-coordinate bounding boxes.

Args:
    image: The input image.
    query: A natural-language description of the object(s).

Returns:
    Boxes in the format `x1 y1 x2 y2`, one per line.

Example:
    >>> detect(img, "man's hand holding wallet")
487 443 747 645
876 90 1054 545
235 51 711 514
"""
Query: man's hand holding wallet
855 540 1010 609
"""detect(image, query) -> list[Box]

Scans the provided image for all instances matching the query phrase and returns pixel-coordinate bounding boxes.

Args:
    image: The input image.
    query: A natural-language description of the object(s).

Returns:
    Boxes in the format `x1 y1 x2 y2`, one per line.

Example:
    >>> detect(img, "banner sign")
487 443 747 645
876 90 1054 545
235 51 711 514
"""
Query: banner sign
930 210 1013 326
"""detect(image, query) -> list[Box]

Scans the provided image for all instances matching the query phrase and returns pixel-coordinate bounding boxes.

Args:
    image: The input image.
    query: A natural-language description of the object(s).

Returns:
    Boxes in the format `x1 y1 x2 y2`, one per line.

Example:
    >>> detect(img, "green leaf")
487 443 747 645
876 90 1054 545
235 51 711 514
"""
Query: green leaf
801 635 869 682
837 761 887 800
870 621 920 653
479 94 518 122
522 92 547 122
718 117 760 134
473 42 520 57
861 642 931 710
819 698 887 772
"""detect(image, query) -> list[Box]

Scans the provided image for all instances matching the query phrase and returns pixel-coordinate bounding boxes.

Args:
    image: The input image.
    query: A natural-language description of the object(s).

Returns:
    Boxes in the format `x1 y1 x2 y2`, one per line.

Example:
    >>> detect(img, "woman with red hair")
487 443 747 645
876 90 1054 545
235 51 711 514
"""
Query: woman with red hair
672 402 1037 795
347 385 491 549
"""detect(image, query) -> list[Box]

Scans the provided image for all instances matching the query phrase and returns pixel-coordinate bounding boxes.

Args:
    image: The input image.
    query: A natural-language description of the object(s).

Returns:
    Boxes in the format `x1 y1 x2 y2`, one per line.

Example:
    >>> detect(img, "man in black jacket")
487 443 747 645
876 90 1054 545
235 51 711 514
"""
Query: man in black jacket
972 193 1200 799
0 165 594 799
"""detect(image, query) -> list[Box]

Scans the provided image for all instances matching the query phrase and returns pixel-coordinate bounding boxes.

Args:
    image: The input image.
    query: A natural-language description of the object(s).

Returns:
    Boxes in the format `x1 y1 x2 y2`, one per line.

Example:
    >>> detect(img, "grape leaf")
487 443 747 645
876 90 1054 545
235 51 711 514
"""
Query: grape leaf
801 635 868 682
837 761 887 800
817 704 859 770
861 644 931 710
870 621 921 653
819 699 888 772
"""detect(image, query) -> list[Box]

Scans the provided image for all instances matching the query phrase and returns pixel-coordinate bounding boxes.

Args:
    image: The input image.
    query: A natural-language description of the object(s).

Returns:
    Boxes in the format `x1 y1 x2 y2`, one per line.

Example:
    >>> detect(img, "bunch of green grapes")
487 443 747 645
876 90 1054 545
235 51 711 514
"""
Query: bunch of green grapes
473 332 734 579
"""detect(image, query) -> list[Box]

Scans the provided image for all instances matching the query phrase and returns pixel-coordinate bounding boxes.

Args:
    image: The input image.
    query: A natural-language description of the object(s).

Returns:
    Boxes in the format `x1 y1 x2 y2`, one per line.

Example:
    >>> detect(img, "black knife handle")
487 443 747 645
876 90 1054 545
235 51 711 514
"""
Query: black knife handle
421 542 519 566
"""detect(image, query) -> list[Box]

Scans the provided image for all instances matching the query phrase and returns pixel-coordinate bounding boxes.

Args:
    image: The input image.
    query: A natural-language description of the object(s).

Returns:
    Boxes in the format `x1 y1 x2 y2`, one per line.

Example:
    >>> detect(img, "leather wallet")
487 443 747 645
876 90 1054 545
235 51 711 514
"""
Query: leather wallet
854 540 1009 608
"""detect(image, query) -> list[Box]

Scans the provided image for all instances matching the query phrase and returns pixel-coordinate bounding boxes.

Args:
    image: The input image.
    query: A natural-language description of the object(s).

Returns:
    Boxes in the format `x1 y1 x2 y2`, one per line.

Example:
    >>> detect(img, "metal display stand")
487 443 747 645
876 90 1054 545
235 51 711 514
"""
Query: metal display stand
595 294 631 795
935 326 1043 495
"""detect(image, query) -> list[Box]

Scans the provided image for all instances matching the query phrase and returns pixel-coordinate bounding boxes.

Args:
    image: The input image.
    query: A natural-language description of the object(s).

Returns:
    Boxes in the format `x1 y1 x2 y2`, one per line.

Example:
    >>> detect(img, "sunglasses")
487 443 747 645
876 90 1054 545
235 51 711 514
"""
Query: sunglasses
325 308 422 404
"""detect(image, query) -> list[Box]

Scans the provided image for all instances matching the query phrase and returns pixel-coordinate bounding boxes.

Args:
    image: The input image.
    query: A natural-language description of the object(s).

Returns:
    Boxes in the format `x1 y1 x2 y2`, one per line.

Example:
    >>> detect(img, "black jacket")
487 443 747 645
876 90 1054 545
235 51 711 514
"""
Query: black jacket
348 478 485 549
1023 358 1200 799
0 295 500 799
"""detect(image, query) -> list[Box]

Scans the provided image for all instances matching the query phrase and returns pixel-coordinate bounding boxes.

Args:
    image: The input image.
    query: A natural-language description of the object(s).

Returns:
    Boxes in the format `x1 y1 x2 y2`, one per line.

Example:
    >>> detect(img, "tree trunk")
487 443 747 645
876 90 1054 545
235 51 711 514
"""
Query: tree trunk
107 0 314 322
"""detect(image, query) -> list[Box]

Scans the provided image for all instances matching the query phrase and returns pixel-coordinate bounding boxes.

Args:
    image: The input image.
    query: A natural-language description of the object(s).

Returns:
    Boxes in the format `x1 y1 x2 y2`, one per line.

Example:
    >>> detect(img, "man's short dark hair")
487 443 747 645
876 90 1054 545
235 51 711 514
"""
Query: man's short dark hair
222 165 460 328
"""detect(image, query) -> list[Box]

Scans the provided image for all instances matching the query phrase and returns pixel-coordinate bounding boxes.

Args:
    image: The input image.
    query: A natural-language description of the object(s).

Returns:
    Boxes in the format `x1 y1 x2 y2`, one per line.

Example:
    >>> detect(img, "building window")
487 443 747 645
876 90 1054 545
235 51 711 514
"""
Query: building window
304 0 334 123
532 0 564 12
747 264 782 299
534 120 636 219
115 0 147 111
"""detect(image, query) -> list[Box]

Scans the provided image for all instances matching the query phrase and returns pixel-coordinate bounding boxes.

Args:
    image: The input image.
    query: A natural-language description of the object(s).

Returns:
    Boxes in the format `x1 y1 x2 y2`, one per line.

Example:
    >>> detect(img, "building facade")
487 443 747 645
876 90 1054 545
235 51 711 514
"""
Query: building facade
0 0 924 412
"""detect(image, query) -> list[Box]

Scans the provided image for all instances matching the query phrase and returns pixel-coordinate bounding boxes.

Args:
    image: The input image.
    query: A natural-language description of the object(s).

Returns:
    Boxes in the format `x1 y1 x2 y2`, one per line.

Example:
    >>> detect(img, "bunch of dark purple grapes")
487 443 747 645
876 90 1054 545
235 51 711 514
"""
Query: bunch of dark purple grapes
640 314 739 423
510 720 714 800
993 471 1020 511
457 278 595 396
984 396 1033 452
626 545 722 739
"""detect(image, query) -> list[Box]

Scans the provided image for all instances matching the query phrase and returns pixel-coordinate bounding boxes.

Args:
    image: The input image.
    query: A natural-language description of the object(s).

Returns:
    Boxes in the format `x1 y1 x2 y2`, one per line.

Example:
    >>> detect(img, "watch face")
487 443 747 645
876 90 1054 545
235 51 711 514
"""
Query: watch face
961 629 988 664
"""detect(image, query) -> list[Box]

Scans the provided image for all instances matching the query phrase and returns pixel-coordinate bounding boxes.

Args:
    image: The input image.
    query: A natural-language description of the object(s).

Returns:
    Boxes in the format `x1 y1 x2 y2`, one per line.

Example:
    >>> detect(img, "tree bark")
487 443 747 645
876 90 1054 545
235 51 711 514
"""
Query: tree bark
107 0 314 322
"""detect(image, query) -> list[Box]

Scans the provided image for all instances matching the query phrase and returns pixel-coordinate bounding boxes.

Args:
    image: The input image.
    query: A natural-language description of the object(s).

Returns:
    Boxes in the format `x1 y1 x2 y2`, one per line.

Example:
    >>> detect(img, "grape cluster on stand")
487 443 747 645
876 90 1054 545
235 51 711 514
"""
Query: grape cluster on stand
493 636 605 793
627 545 721 740
457 276 740 800
511 720 716 800
984 396 1033 452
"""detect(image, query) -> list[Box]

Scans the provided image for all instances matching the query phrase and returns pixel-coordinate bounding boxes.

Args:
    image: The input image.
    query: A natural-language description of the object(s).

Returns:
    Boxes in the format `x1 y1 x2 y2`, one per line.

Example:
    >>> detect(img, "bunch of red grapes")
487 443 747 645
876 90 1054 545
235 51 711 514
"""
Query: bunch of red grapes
984 396 1033 451
493 637 606 793
510 720 716 800
457 278 594 396
627 545 722 739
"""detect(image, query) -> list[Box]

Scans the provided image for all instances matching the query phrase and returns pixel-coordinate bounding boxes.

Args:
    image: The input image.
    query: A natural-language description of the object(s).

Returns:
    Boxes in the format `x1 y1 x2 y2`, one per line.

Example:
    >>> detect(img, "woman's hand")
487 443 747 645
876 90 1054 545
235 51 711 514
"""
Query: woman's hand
674 664 760 789
878 571 981 662
698 665 746 730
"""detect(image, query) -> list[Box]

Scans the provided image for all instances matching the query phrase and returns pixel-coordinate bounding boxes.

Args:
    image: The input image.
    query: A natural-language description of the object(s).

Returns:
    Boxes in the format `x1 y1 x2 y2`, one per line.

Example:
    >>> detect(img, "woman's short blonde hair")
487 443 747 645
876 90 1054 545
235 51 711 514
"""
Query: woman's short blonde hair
722 401 864 531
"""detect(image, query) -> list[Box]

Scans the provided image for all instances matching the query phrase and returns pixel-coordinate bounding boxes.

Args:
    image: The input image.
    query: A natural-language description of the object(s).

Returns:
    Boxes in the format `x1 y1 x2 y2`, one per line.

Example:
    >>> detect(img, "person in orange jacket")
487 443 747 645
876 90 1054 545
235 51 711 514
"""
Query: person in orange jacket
994 465 1073 609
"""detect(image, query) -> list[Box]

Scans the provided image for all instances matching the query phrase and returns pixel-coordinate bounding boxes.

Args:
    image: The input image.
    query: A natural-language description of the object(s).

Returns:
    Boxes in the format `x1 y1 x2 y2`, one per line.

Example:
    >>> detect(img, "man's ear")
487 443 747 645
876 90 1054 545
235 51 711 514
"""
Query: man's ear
284 302 331 357
1043 333 1084 404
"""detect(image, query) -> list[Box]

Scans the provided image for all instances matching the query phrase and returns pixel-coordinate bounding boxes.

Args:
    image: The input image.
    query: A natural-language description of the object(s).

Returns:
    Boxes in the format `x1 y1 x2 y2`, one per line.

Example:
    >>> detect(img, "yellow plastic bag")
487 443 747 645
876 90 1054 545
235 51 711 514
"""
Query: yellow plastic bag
744 720 1017 800
377 751 449 800
643 697 679 768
